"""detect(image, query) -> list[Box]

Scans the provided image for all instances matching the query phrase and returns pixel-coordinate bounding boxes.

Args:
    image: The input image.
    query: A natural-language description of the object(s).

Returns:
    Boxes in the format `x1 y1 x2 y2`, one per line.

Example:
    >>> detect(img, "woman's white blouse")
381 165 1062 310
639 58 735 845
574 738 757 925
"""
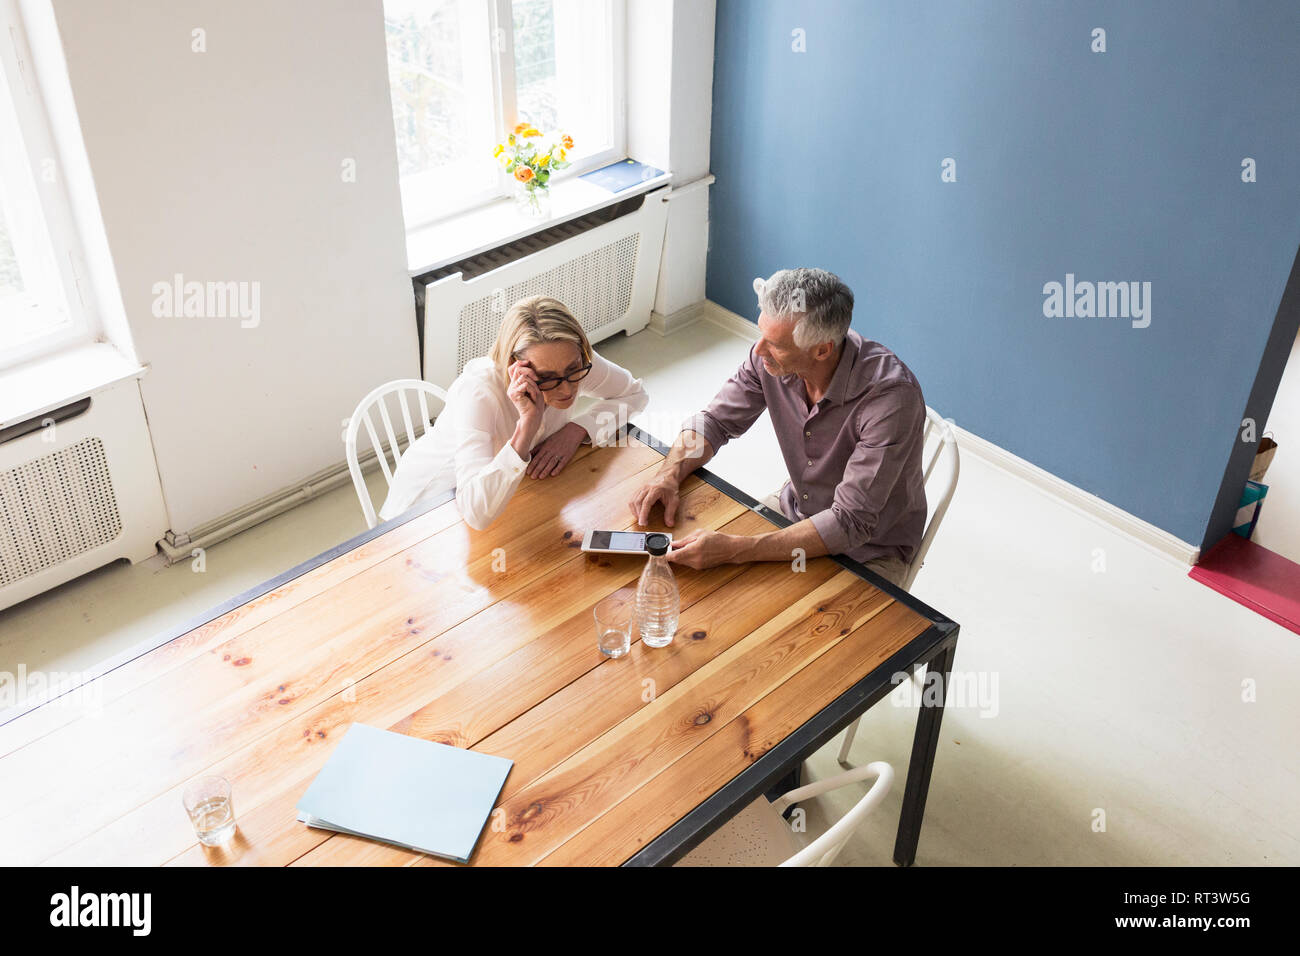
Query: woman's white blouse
377 351 649 530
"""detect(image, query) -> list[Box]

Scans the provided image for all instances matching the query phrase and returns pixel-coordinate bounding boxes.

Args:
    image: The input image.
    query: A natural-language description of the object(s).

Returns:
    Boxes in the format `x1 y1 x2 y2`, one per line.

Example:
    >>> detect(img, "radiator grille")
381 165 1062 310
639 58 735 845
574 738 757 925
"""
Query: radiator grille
0 438 122 587
455 232 640 376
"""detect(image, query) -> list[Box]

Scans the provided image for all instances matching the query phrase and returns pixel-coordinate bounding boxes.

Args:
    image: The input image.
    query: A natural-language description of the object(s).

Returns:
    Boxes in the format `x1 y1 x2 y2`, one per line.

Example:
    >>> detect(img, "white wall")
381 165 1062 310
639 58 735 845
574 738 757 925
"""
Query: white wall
1255 327 1300 562
627 0 715 318
47 0 418 533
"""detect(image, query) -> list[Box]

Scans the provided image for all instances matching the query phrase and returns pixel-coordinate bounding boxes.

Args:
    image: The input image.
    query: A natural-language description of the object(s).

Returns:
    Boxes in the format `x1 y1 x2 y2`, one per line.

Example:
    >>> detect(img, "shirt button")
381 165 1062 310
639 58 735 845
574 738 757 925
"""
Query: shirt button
802 493 808 500
806 460 813 467
804 431 811 438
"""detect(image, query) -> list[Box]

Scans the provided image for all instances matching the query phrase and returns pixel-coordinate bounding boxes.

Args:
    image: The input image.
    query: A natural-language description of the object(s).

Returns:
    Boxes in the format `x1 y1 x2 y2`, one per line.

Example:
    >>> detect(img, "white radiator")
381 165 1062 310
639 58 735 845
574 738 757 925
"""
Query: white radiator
0 375 168 611
418 186 670 388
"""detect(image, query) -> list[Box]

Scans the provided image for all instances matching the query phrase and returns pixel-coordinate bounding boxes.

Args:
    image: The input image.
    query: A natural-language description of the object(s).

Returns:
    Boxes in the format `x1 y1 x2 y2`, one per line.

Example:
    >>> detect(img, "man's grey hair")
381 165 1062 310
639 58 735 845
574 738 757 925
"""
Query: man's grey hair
753 268 854 350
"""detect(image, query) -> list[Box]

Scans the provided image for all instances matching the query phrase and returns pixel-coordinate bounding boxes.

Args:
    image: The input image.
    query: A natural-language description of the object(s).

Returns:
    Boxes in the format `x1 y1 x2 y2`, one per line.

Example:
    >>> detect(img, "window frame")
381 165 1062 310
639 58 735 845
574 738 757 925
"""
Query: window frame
0 0 95 372
393 0 627 230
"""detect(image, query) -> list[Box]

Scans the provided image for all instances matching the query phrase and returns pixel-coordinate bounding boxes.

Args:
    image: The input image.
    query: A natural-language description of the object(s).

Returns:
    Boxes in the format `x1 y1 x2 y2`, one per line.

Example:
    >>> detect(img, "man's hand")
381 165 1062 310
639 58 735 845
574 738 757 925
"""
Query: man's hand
527 422 586 478
664 529 742 570
629 475 682 527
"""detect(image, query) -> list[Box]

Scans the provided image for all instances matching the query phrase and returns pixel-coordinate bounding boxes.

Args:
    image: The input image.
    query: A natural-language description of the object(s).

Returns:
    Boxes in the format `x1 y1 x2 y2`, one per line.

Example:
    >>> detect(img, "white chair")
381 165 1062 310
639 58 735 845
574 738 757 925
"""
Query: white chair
675 761 894 867
345 379 448 529
837 406 960 764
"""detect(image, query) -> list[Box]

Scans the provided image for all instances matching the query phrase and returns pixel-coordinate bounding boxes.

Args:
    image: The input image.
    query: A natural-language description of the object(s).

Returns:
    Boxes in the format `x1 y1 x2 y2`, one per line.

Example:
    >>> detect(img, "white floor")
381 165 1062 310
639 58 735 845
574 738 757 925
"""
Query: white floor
2 316 1297 866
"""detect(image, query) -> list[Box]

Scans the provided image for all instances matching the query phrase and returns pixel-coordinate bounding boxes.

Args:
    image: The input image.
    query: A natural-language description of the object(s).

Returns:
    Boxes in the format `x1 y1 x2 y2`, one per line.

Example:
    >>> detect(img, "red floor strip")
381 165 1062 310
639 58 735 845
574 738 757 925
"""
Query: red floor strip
1189 534 1300 636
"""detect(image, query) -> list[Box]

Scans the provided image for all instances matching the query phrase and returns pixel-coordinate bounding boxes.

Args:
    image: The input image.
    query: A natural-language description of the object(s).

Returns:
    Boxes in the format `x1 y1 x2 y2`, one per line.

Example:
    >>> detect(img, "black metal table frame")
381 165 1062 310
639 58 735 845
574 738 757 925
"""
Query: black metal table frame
0 425 959 868
620 425 960 867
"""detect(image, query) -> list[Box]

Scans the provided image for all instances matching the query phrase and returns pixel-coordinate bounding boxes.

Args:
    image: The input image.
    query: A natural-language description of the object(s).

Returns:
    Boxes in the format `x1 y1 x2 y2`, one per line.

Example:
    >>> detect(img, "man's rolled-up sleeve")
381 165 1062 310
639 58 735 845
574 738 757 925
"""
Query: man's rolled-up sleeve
808 385 925 554
679 344 767 455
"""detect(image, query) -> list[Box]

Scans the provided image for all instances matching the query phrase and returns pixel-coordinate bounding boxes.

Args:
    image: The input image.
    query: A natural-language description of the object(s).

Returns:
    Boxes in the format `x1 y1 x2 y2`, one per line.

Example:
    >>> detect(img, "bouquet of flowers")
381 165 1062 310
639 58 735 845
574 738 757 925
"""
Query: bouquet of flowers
494 123 575 216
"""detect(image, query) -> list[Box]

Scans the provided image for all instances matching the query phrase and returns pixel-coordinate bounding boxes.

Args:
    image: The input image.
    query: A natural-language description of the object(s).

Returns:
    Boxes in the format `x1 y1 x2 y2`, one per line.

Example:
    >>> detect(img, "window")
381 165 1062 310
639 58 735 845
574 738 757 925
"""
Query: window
0 0 91 371
384 0 624 228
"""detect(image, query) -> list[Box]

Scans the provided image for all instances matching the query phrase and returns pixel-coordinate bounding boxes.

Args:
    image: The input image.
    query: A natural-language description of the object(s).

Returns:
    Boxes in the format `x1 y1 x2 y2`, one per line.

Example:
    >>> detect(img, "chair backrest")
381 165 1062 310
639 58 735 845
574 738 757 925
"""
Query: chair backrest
901 406 961 590
780 761 894 867
345 379 449 529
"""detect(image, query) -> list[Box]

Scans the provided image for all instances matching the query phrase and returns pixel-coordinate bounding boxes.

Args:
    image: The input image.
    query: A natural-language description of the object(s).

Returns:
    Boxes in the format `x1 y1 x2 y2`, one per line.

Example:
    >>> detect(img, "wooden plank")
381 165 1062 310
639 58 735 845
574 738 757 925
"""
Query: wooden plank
289 520 844 866
164 496 764 868
0 442 609 758
537 600 931 865
2 443 668 864
42 480 745 865
463 572 897 865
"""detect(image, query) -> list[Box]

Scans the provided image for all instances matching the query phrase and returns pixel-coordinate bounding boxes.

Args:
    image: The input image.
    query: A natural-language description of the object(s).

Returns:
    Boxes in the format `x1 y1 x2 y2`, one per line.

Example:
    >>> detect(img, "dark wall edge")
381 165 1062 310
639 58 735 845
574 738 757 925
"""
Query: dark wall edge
1200 237 1300 553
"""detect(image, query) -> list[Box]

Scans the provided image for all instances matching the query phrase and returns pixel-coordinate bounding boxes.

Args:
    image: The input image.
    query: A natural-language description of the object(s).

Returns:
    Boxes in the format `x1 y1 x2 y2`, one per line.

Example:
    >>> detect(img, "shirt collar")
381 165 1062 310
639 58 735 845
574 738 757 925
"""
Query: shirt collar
821 330 860 406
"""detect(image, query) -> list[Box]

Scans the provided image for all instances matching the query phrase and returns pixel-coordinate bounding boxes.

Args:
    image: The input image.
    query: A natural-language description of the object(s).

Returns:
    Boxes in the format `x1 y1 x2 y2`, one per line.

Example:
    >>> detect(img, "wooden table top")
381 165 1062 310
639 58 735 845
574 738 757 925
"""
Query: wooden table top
0 429 947 866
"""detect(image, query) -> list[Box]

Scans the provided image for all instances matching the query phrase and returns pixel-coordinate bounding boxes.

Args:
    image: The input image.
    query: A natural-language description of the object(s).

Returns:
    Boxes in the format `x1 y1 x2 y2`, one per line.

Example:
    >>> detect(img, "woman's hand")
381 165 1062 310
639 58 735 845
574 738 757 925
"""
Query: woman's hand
527 422 588 479
507 359 544 453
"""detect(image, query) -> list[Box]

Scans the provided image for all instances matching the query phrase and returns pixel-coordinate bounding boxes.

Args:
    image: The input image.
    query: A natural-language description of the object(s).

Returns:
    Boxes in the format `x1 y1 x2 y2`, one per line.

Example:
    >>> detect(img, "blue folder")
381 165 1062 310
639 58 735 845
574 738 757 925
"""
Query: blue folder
296 723 512 864
579 158 666 192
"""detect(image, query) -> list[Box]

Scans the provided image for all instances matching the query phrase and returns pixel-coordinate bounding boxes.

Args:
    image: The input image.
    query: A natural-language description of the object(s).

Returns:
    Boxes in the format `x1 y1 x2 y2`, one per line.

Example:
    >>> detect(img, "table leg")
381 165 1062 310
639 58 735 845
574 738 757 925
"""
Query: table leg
892 638 957 866
766 763 804 818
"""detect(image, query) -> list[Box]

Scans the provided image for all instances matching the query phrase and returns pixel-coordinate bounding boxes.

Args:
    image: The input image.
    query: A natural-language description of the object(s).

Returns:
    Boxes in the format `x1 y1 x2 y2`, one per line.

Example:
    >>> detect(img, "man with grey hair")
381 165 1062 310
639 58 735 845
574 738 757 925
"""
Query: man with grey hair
629 266 927 587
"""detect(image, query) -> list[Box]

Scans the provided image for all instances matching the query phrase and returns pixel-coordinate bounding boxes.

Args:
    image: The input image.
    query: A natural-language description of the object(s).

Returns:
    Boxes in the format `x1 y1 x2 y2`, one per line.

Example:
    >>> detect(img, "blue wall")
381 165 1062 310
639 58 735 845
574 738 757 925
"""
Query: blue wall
707 0 1300 546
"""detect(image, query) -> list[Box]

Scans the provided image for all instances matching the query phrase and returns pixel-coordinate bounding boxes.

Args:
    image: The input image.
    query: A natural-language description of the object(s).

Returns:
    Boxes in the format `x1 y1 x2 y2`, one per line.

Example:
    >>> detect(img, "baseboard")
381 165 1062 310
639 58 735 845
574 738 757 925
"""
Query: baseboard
698 300 760 341
647 302 705 336
682 298 1199 566
157 446 388 564
950 424 1200 566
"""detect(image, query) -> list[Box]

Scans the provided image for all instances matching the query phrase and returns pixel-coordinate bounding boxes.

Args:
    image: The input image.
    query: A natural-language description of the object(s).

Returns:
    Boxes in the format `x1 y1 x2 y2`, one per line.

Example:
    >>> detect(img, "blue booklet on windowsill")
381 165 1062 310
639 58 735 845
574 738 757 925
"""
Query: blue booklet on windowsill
579 158 666 193
296 722 512 864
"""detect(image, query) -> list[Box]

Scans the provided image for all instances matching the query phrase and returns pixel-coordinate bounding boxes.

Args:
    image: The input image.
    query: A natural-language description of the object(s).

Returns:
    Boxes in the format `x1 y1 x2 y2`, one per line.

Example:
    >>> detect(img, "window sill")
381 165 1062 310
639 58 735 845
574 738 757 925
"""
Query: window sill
406 166 673 277
0 341 146 427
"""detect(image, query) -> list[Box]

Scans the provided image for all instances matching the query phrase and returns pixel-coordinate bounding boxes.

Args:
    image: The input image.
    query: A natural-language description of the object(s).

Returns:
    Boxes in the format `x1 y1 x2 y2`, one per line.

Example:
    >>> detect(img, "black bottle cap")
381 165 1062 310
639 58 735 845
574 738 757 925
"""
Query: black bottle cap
645 532 670 556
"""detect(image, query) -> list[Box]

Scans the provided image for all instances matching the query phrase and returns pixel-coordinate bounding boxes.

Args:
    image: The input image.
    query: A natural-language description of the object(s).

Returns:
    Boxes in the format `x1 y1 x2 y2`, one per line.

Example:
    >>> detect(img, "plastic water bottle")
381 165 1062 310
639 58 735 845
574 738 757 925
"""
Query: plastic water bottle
636 533 679 648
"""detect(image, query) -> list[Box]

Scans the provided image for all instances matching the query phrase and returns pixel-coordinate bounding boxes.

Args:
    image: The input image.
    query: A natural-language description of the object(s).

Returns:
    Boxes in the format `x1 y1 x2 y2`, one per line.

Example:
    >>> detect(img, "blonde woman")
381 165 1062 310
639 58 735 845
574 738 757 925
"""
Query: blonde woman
379 296 649 530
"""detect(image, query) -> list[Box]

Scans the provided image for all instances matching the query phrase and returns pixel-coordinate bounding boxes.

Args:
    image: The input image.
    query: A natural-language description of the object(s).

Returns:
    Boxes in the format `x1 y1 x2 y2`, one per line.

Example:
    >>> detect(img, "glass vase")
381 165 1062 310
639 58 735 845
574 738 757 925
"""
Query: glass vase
514 179 552 219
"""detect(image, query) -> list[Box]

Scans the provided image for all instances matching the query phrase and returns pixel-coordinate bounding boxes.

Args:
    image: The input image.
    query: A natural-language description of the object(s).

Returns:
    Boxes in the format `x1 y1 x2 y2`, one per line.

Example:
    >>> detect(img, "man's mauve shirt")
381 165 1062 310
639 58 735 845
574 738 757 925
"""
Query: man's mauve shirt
681 329 928 565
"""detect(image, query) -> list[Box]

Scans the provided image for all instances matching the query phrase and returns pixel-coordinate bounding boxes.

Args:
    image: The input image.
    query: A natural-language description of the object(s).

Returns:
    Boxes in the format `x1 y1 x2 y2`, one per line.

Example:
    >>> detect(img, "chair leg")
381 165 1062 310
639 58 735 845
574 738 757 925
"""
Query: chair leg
837 716 862 764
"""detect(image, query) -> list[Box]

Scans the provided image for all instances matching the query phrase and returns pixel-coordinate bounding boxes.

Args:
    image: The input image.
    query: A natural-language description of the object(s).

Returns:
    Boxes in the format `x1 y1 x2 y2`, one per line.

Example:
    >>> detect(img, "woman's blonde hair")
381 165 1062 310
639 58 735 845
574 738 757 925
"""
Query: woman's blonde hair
488 295 592 381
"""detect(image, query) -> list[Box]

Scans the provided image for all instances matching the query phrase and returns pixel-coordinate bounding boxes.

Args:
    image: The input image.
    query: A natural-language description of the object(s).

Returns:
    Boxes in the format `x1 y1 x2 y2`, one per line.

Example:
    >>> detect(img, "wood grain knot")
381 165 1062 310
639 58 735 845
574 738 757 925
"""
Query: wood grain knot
232 657 251 667
694 713 712 726
562 530 573 539
690 630 707 641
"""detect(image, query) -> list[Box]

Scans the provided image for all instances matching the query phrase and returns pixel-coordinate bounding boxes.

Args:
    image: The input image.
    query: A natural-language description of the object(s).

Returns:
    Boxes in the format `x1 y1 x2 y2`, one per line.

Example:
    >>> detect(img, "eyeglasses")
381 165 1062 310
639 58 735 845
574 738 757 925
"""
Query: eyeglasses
533 362 593 391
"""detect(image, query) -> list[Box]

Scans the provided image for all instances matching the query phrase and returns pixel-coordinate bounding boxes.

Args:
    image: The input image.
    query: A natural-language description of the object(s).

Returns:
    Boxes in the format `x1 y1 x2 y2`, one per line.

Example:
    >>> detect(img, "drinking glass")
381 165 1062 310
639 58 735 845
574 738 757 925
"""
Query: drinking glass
183 775 236 846
594 594 633 659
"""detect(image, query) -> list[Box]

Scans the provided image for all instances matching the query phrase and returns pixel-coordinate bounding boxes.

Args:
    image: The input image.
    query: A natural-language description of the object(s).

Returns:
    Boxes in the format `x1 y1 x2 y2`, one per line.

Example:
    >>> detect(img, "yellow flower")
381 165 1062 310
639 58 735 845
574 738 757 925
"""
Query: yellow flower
539 153 551 167
559 148 567 161
522 127 541 138
513 122 530 135
493 144 504 158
